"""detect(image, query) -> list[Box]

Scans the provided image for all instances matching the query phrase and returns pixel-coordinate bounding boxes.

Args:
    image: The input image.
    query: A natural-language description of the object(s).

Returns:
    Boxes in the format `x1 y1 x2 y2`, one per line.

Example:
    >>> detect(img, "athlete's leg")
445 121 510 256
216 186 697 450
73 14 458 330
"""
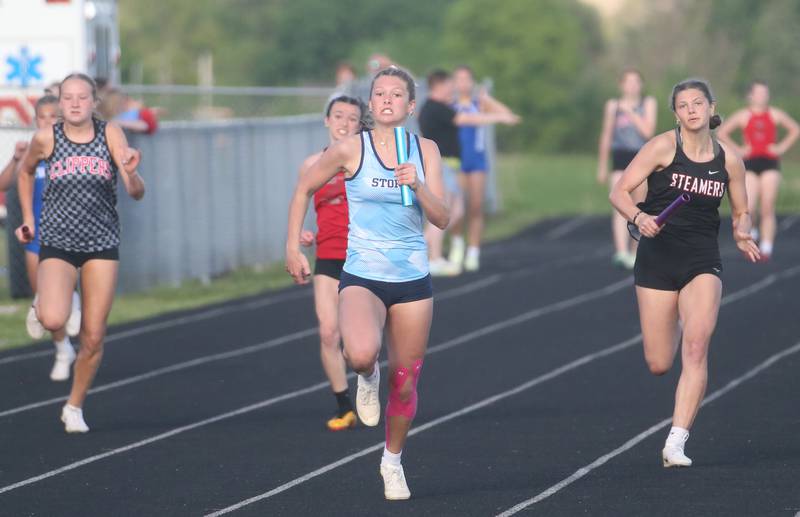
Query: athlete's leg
339 286 386 374
465 172 486 249
745 171 760 234
448 172 468 239
758 170 781 255
314 274 347 393
635 286 680 375
383 297 433 454
36 258 78 332
67 258 118 408
340 286 387 427
673 273 721 429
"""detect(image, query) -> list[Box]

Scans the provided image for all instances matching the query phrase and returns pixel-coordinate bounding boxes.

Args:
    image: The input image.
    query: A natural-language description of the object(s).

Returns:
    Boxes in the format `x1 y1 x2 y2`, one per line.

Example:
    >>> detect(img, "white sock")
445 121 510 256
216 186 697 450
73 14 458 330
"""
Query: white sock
382 447 402 467
760 241 773 255
665 426 689 448
64 403 82 413
451 235 464 249
466 246 480 260
361 364 379 382
54 336 73 355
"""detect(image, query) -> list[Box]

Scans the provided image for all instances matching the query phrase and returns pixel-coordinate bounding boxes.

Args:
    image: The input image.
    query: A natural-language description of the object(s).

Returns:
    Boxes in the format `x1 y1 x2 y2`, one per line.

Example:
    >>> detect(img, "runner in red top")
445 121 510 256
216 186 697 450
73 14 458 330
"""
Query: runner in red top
297 95 365 431
717 81 799 261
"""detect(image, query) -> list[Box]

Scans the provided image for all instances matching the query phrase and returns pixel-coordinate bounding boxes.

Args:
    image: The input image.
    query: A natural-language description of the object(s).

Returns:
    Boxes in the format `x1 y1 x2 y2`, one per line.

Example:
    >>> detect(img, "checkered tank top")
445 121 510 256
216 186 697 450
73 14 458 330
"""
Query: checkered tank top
41 119 120 252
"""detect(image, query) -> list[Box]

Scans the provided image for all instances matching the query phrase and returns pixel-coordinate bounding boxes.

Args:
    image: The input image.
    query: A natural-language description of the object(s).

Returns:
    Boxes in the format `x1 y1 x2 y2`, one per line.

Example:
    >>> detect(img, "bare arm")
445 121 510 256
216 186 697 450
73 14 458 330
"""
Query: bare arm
286 135 360 284
716 109 748 157
722 142 759 262
597 99 616 183
609 131 675 238
0 141 27 191
771 108 800 156
478 91 516 116
106 122 145 200
297 152 323 247
453 110 518 126
402 138 449 230
115 118 150 133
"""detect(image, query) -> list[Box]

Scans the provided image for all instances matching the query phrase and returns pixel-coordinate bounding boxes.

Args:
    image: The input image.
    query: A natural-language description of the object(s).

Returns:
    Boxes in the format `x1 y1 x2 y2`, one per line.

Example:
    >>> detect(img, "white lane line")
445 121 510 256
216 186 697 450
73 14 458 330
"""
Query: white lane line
0 349 53 365
496 339 800 516
200 270 794 515
545 217 590 240
0 288 313 366
778 215 799 232
0 277 632 495
0 328 318 419
0 270 608 420
203 333 645 516
0 246 607 367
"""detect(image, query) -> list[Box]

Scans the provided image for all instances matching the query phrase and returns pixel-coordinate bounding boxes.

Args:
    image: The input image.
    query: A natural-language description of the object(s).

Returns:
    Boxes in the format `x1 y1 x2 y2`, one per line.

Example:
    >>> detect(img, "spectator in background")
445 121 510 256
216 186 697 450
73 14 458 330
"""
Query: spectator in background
335 62 357 91
597 68 657 270
44 81 61 98
716 80 800 261
449 65 521 272
366 53 393 76
418 69 518 276
99 89 159 134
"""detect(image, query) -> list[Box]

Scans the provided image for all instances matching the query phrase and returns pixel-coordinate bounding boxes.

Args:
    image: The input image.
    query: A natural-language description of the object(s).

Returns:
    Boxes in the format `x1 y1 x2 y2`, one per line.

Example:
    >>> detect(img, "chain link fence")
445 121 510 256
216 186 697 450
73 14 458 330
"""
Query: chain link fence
2 83 499 299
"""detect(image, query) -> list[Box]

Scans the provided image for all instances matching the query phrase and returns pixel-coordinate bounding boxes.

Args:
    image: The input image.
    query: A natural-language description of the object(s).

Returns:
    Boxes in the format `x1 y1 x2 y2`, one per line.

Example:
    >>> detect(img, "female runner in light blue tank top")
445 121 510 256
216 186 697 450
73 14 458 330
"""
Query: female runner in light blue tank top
286 67 449 501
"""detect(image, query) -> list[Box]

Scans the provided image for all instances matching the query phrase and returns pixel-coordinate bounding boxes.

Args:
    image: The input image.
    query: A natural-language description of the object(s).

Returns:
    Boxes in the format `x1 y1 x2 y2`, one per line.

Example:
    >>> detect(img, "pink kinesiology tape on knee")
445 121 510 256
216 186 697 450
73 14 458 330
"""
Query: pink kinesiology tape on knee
386 360 423 420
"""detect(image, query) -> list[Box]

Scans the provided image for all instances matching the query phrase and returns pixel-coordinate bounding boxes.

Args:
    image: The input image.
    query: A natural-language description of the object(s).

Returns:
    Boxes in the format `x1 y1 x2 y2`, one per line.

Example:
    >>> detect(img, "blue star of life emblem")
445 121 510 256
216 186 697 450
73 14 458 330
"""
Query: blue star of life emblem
6 46 44 87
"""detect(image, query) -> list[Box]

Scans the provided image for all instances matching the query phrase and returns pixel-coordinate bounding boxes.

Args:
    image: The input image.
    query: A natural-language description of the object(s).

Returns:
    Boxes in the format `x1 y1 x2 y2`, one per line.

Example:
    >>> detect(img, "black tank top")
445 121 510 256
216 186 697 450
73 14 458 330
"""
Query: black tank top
638 128 728 248
41 119 120 252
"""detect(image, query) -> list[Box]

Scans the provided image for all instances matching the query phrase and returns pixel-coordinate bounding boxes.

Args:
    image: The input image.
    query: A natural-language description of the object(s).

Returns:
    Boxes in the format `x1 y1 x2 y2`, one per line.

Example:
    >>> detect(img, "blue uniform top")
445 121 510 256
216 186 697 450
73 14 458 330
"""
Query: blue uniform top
343 130 428 282
455 99 487 172
24 160 46 254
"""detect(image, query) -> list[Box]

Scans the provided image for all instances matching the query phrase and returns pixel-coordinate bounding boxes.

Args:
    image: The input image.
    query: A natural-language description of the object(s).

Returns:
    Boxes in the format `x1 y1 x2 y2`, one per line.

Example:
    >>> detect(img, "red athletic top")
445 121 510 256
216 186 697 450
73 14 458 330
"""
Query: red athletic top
313 170 348 259
743 110 778 159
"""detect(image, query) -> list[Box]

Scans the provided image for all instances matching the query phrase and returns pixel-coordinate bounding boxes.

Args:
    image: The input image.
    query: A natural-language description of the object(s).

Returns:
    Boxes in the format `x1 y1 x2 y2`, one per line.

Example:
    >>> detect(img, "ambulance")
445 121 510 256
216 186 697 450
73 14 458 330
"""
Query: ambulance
0 0 119 125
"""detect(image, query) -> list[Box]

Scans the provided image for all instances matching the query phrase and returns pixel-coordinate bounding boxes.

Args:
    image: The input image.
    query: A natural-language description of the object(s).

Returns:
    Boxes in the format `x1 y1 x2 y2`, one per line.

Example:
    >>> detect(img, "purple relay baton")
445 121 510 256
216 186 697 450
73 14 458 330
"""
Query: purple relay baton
655 193 691 226
627 193 691 241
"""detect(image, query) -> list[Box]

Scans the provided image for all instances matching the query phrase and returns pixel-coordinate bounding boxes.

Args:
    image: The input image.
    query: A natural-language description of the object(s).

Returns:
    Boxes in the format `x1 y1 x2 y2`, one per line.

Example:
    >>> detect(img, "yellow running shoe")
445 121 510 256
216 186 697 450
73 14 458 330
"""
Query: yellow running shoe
327 410 357 432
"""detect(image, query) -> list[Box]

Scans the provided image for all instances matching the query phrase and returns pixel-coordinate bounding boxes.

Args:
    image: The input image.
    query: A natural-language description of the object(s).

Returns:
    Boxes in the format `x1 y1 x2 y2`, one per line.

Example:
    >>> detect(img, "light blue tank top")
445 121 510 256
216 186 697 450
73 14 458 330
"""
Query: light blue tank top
343 130 428 282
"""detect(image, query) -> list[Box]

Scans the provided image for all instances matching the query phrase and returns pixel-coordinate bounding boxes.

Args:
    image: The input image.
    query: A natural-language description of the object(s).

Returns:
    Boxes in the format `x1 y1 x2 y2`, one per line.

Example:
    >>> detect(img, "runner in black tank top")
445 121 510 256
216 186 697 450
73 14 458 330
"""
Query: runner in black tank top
634 128 728 291
15 74 145 434
610 79 758 469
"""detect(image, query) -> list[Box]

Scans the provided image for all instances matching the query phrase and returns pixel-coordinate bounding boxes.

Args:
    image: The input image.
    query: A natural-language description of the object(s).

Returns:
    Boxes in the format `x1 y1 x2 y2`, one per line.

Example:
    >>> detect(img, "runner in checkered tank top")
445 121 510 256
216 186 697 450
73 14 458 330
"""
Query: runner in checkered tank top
42 117 120 252
15 73 146 434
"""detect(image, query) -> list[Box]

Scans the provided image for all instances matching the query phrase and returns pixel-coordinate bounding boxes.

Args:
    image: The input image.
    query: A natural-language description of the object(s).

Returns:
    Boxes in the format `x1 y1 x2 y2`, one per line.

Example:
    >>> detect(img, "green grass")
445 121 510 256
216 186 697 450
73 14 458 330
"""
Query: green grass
2 152 799 350
484 153 608 241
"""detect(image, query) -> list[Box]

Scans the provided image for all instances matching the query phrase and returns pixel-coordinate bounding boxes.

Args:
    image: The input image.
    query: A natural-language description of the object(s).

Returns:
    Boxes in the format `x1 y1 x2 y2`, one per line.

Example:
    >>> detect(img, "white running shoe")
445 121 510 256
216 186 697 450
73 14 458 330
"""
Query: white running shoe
356 364 381 427
448 237 465 268
380 463 411 500
662 445 692 467
428 258 461 277
464 254 480 272
622 251 637 270
66 291 81 337
50 345 76 382
25 304 45 340
61 404 89 433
